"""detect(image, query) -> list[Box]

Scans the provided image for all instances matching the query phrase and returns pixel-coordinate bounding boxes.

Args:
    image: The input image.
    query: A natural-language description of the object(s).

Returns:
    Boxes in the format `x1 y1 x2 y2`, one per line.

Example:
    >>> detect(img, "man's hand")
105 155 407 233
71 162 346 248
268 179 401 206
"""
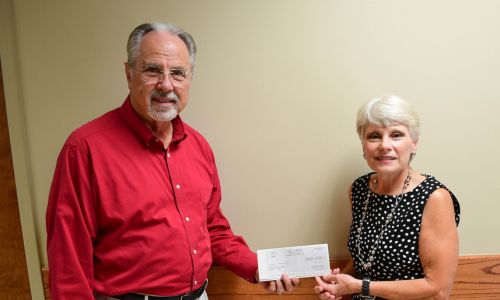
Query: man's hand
256 271 300 295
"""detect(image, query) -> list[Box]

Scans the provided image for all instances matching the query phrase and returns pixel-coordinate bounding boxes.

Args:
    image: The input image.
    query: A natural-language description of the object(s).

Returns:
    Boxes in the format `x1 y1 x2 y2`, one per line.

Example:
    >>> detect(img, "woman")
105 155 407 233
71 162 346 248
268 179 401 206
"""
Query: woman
315 95 460 299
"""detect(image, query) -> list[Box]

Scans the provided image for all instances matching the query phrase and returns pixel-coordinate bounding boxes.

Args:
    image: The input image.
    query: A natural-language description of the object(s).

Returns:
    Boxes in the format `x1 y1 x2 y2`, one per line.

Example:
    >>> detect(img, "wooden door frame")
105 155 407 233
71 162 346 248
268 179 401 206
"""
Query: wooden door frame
0 57 32 298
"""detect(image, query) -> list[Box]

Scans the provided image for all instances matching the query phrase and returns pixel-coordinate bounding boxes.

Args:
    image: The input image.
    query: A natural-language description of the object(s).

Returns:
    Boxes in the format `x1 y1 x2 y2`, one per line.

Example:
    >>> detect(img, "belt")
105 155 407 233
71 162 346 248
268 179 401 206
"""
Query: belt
114 280 207 300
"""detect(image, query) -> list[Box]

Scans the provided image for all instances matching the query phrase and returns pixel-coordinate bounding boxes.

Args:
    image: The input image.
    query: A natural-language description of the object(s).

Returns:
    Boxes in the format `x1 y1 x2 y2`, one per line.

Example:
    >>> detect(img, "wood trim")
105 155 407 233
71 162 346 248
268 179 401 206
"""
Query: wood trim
205 259 348 295
451 255 500 298
42 265 49 300
0 57 32 298
41 255 500 299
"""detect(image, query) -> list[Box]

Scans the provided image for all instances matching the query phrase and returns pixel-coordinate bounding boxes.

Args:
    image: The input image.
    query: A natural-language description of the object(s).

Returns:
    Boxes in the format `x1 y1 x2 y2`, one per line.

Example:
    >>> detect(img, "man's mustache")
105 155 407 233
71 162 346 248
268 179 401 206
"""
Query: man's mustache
151 90 179 102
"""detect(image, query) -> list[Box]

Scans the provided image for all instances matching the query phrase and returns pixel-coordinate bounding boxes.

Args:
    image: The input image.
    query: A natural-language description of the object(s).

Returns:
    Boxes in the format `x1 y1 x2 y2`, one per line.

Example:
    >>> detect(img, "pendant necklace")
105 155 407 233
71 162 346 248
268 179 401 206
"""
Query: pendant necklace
356 168 413 270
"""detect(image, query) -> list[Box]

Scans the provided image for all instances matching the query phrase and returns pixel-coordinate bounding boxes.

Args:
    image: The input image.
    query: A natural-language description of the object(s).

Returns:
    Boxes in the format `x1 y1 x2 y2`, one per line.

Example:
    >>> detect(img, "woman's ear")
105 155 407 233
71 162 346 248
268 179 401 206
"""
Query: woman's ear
412 138 419 153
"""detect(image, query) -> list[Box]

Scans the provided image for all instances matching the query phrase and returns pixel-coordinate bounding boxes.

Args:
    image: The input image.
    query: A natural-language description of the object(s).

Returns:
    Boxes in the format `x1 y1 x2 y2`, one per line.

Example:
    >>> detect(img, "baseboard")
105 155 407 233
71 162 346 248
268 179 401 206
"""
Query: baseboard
41 255 500 299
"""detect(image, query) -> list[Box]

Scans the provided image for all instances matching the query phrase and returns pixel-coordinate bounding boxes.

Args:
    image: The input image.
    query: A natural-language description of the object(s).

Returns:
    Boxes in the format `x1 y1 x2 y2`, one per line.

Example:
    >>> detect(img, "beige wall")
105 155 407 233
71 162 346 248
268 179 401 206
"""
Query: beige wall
3 0 500 297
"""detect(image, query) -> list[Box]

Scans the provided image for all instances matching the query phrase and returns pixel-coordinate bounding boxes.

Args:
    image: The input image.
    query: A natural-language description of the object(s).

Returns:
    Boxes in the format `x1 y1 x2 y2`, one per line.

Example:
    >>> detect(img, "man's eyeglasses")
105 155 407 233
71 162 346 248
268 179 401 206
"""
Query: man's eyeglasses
137 64 190 84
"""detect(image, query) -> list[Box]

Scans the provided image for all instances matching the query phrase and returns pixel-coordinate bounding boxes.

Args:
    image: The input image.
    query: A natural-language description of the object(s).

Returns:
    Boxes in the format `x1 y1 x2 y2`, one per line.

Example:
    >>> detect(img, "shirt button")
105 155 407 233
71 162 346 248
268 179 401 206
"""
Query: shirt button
176 184 181 189
185 217 190 222
193 249 197 254
194 280 198 285
167 152 170 158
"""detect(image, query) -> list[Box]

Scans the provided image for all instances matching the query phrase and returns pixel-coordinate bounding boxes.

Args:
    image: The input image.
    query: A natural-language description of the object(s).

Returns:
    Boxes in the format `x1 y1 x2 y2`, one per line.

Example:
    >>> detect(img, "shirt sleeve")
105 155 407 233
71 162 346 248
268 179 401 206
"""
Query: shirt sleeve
46 142 97 300
206 160 258 283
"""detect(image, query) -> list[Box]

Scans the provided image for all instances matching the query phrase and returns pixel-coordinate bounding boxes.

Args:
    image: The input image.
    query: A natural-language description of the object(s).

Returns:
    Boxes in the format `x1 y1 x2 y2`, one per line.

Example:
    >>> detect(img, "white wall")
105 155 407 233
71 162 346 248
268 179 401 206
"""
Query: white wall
3 1 500 296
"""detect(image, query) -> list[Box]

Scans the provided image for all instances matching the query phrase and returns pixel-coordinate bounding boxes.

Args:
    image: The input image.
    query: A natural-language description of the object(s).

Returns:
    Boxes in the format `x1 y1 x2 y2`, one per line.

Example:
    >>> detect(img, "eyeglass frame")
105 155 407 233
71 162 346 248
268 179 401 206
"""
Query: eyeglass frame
134 63 192 85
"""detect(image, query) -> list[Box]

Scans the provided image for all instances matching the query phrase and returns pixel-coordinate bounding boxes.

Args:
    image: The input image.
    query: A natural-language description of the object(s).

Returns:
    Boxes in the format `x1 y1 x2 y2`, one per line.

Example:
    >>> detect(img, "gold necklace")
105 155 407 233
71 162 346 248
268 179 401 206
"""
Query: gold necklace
356 169 413 270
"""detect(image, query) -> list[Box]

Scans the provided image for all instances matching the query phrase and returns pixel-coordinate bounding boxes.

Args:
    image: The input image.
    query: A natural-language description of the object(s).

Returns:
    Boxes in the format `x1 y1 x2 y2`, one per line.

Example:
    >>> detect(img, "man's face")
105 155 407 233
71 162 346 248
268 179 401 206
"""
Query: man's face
125 30 192 126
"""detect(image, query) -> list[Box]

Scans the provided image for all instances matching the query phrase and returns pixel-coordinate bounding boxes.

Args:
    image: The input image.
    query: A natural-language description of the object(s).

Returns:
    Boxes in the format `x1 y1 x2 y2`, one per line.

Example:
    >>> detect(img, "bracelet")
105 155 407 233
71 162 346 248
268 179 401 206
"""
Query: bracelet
362 277 370 296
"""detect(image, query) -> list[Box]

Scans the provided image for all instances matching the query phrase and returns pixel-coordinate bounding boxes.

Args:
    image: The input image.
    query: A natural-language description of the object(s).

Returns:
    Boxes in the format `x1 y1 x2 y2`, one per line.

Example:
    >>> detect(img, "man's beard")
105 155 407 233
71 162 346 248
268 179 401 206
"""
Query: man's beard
148 90 180 122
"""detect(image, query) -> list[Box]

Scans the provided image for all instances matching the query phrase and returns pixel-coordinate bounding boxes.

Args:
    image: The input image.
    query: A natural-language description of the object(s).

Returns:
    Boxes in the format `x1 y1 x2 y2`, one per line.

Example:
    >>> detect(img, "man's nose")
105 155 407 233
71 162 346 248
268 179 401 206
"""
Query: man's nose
157 73 174 91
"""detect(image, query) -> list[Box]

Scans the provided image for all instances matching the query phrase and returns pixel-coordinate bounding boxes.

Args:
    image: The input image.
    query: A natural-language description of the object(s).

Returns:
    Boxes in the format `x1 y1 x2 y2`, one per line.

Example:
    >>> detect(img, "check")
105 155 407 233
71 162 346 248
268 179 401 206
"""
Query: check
257 243 330 281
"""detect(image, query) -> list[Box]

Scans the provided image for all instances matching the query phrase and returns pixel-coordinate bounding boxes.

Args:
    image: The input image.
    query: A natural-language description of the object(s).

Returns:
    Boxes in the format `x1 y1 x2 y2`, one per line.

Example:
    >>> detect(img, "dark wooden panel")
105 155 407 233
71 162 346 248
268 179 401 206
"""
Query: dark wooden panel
42 255 500 299
0 59 32 299
206 296 319 300
206 259 348 295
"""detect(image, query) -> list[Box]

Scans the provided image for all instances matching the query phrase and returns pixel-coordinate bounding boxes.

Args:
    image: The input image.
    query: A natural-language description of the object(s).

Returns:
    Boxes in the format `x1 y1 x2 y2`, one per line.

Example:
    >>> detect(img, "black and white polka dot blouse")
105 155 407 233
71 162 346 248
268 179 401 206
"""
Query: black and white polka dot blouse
347 173 460 299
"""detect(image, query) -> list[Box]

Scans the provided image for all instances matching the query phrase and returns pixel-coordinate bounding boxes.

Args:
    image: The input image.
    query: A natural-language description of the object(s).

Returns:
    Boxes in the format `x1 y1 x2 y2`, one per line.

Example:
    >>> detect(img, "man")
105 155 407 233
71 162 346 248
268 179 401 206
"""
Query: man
46 22 298 300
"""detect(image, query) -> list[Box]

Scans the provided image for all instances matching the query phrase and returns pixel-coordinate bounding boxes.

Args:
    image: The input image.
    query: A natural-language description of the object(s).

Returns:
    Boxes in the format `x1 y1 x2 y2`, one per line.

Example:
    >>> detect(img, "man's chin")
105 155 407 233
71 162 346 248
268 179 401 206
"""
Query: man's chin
148 108 178 122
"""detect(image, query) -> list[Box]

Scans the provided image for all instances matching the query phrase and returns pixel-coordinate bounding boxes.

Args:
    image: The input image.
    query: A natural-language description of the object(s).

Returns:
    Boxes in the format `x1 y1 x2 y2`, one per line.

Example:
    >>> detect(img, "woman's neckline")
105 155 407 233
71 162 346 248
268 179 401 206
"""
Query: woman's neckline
366 172 430 196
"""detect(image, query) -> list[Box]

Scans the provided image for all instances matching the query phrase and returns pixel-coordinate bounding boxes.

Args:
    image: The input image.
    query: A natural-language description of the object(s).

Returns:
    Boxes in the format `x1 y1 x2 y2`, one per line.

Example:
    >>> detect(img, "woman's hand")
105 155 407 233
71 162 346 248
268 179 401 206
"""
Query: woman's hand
314 268 358 299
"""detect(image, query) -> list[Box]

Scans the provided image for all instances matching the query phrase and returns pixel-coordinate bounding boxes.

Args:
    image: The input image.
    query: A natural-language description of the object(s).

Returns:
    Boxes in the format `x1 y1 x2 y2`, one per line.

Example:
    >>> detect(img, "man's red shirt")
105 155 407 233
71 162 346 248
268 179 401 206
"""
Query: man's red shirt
46 97 257 299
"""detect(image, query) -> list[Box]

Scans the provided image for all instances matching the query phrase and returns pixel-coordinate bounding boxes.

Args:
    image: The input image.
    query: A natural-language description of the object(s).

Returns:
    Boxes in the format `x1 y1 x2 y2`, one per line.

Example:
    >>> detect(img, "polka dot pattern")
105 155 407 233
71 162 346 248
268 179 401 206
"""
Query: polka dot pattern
347 173 460 299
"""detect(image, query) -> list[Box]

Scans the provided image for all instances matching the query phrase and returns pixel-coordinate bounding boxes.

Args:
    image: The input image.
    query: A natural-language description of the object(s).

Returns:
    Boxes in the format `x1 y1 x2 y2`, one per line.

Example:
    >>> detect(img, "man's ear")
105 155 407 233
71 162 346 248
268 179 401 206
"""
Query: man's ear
125 62 133 89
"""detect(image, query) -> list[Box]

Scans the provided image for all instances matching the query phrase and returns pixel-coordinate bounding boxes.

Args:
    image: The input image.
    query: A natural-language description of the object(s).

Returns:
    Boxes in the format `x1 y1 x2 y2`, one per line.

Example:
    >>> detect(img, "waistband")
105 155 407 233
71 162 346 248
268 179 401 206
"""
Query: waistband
111 280 208 300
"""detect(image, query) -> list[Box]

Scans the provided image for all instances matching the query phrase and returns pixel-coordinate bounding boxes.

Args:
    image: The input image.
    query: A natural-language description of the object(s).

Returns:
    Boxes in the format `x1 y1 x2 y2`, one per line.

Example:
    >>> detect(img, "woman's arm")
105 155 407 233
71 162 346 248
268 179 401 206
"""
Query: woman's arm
367 188 459 299
316 188 458 300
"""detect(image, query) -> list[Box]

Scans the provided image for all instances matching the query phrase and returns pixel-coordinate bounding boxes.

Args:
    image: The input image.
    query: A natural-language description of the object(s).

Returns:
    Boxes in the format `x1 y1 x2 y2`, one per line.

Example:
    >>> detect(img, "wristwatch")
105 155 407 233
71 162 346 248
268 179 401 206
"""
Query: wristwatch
360 277 375 299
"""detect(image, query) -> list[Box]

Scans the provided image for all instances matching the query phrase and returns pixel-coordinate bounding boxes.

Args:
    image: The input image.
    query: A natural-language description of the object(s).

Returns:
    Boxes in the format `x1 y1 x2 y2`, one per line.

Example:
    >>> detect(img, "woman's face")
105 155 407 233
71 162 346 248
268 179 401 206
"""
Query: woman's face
362 123 418 175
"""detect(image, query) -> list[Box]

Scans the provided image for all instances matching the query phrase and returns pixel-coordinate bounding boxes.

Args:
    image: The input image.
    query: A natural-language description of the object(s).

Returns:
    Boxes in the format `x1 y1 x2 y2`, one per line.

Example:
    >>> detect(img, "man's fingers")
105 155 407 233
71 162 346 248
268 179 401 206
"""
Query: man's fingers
268 281 276 293
274 279 285 294
280 273 294 291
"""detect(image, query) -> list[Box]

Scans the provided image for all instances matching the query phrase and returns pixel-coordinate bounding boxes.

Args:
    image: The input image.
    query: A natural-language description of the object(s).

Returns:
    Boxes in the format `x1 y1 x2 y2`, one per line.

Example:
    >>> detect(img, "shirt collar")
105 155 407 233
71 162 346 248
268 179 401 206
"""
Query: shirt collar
119 96 187 148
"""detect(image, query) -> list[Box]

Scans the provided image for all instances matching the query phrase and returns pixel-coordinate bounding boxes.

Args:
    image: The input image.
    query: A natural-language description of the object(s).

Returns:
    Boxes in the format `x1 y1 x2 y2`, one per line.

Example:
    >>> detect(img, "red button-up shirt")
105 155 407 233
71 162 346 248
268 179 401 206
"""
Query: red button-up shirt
46 97 257 300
